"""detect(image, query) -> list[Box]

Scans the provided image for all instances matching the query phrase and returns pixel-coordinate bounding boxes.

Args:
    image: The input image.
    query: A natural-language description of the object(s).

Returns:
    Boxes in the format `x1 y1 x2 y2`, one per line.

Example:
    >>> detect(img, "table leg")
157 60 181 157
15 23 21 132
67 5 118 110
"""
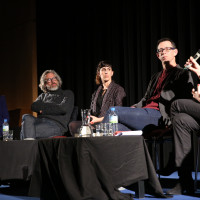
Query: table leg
135 181 145 198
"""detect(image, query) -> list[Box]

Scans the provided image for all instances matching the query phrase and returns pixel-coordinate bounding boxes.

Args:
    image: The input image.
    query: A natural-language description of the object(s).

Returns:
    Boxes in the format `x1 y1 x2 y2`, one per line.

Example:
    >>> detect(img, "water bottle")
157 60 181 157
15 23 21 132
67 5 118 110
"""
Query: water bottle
2 119 9 141
109 107 118 134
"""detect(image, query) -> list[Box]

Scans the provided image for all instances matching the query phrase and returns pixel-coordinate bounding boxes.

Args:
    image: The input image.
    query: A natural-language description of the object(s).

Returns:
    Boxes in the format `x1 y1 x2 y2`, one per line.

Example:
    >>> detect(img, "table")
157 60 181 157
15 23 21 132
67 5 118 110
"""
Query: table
0 140 38 181
0 136 166 199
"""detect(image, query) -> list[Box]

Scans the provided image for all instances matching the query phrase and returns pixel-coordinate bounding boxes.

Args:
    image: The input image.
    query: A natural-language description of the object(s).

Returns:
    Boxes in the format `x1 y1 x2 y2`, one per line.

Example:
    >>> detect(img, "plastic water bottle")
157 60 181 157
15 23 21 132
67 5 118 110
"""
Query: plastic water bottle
2 119 9 141
109 107 118 134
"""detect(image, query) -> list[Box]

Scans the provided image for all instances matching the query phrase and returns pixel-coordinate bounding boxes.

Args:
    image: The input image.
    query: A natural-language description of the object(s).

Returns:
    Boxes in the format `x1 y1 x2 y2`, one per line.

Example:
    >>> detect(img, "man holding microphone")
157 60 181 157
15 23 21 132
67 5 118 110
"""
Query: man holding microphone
166 56 200 195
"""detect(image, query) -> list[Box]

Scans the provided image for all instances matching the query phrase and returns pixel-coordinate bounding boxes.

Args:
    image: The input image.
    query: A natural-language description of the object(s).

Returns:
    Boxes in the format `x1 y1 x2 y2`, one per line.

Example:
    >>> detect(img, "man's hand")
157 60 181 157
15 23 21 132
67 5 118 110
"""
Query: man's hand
185 56 200 77
192 87 200 102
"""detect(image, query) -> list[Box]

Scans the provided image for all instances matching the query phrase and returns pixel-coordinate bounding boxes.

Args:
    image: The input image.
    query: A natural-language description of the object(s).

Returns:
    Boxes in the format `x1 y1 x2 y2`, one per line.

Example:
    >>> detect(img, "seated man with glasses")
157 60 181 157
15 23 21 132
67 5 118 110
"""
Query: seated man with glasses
21 70 74 139
102 37 194 134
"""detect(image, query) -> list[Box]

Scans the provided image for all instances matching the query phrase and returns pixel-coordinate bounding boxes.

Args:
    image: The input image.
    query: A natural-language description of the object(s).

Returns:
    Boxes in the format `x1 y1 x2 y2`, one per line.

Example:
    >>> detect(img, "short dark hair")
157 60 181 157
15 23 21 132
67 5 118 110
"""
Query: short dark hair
156 38 176 50
95 61 113 85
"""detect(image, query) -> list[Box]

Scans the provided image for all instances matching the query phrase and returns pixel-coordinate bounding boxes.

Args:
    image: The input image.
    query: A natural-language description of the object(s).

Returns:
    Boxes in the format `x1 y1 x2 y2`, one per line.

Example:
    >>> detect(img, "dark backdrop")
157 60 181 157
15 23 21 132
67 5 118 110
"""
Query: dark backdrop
36 0 200 110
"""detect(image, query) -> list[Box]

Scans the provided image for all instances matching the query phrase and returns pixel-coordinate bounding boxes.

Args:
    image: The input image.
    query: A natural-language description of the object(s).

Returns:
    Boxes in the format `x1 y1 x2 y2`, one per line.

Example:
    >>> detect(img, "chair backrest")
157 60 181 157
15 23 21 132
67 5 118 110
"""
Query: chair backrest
69 106 79 122
65 106 79 137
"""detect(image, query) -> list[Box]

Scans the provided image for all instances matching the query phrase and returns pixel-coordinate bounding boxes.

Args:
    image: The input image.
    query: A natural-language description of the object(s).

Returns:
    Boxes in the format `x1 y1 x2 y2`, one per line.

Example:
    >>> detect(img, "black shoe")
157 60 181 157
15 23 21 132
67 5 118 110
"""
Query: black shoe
180 174 194 195
166 179 194 195
166 183 182 195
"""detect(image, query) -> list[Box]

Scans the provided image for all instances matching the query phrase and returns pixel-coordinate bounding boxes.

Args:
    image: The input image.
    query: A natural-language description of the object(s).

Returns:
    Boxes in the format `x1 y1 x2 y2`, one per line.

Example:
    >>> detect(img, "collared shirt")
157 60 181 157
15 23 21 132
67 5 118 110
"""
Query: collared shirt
143 69 169 110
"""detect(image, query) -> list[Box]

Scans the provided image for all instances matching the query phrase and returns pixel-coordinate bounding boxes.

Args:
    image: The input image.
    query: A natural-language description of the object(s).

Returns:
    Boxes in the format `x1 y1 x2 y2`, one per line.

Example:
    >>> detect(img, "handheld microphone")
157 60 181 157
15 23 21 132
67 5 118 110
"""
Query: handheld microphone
184 49 200 69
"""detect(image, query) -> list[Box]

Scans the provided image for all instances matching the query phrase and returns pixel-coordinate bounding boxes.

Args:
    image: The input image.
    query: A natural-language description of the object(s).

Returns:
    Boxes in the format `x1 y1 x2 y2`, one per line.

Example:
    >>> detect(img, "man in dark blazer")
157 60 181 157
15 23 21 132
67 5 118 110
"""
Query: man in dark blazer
0 95 9 140
165 56 200 195
102 38 194 132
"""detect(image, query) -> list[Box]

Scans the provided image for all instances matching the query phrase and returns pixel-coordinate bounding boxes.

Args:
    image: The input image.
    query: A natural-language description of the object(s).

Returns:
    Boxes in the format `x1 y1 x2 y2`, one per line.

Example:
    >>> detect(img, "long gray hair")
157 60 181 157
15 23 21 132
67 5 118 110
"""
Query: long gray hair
39 70 62 92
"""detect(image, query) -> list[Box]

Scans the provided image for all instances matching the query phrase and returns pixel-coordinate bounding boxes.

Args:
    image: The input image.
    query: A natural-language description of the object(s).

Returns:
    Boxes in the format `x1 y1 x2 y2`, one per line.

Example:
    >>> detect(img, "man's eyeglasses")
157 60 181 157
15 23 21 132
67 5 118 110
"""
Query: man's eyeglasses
157 47 176 53
45 77 57 83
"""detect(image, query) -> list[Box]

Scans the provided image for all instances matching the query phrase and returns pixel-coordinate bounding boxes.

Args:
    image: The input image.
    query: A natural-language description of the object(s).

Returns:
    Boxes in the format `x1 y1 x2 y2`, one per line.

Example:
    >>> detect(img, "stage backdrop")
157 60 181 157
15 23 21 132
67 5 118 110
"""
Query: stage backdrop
0 0 199 170
36 0 200 110
0 0 37 127
0 0 200 123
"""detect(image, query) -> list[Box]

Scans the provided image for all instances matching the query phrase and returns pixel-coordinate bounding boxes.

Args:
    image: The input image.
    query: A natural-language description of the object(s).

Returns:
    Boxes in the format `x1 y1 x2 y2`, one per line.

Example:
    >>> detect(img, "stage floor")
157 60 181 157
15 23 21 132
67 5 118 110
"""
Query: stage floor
1 172 200 200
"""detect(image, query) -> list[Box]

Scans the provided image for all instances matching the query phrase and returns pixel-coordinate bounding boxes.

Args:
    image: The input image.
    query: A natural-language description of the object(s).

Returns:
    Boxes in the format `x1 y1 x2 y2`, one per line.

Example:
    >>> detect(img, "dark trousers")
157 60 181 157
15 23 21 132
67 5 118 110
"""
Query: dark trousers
102 106 162 131
21 114 62 139
171 99 200 170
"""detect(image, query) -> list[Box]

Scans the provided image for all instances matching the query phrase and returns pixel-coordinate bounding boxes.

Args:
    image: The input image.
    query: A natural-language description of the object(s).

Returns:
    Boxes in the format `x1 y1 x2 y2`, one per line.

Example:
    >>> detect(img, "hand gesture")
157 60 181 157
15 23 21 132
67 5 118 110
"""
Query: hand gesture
185 56 200 77
192 85 200 102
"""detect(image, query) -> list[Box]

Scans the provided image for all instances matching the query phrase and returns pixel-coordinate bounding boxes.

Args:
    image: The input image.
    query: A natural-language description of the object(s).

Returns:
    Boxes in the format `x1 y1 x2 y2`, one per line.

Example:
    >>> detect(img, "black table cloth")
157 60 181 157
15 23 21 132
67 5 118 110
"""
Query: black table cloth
0 140 38 181
0 136 166 199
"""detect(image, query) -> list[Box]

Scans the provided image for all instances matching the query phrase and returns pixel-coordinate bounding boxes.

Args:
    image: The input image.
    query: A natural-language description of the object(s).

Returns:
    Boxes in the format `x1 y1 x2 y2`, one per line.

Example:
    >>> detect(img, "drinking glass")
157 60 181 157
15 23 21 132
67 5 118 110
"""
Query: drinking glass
100 123 110 136
8 130 13 140
95 124 101 137
107 123 114 136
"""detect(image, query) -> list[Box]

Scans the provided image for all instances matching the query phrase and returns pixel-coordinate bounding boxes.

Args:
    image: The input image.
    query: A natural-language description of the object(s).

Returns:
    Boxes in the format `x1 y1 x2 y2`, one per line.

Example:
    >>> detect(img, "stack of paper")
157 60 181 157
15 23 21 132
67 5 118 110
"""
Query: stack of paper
114 130 143 136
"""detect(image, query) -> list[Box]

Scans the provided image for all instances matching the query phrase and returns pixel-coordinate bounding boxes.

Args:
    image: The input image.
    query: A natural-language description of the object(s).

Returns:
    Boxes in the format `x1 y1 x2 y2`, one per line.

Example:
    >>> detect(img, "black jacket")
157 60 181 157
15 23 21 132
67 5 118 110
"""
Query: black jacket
31 88 74 132
134 65 194 126
90 81 126 117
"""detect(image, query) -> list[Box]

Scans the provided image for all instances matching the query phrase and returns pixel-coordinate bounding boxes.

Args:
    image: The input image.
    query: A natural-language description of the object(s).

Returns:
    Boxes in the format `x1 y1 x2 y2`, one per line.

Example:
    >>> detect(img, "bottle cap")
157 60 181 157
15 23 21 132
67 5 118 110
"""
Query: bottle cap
111 107 115 111
4 119 7 122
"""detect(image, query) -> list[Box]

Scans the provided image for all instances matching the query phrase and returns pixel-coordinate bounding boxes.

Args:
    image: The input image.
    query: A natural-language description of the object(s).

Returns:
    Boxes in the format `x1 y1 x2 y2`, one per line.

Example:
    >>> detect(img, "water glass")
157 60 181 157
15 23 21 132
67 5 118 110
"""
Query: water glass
8 130 13 140
95 124 101 137
107 123 114 136
4 130 13 141
100 123 113 136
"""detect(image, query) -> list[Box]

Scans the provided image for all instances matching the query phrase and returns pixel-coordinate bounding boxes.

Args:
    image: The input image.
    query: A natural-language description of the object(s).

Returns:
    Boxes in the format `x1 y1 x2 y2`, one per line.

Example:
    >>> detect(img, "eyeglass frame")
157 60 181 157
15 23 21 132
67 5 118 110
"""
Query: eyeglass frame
157 47 176 53
44 77 58 83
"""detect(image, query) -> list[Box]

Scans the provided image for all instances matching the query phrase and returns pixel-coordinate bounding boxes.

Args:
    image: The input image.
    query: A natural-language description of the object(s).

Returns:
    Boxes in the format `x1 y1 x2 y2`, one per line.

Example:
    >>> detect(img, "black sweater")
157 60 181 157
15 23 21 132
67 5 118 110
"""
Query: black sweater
31 88 74 133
